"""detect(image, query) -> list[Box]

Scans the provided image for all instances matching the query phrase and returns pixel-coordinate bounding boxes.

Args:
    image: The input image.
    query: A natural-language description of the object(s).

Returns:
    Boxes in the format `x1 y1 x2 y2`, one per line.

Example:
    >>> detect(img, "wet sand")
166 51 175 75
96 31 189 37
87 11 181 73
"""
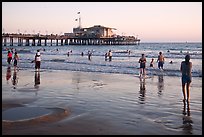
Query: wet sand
2 66 202 135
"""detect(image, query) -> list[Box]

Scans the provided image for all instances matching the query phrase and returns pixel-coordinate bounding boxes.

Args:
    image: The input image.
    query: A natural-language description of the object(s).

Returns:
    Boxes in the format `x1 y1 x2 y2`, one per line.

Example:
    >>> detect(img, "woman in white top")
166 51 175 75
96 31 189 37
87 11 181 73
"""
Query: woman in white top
35 50 41 70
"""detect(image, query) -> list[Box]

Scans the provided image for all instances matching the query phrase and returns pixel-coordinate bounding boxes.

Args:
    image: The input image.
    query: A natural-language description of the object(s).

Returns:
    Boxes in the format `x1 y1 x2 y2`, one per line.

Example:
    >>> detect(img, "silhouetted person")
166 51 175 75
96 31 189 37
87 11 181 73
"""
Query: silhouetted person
180 54 192 101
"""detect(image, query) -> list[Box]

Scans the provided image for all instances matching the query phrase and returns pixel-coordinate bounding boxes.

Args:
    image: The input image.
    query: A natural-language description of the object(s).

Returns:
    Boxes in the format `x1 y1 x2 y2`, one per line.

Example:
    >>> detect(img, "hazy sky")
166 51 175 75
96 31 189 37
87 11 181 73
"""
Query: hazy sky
2 2 202 42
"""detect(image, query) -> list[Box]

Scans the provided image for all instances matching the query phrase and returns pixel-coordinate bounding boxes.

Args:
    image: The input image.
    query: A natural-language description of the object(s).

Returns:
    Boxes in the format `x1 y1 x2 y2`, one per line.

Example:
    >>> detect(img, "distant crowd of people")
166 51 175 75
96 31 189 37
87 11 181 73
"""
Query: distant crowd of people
5 48 192 102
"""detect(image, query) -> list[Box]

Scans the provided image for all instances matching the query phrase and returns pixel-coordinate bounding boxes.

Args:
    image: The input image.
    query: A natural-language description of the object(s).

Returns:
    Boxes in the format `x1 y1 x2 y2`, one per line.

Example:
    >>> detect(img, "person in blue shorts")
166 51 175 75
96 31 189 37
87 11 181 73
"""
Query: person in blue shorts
180 54 192 102
157 52 165 70
138 54 146 77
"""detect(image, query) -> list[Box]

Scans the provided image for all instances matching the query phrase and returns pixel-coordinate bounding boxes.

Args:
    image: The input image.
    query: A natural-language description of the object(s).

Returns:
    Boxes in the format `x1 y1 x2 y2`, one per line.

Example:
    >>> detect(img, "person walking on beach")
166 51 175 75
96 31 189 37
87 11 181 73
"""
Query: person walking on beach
13 52 19 67
180 54 192 102
7 50 12 65
138 54 146 77
157 52 165 70
35 50 41 70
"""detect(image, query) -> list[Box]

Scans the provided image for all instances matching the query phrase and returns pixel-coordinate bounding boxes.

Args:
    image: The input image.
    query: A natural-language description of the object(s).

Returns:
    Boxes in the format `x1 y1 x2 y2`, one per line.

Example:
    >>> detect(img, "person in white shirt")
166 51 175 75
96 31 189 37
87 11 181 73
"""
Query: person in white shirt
35 50 41 70
108 50 112 61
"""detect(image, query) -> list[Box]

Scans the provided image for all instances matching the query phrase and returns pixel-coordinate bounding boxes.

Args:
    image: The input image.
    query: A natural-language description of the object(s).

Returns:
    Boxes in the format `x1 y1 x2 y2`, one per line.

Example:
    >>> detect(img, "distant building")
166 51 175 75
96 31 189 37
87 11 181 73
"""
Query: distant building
72 25 116 38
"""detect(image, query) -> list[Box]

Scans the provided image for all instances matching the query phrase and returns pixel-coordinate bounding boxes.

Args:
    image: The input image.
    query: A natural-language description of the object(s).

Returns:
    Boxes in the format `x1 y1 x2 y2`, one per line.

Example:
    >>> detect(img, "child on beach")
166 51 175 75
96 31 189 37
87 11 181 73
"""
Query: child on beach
180 54 192 102
138 54 146 77
150 58 154 67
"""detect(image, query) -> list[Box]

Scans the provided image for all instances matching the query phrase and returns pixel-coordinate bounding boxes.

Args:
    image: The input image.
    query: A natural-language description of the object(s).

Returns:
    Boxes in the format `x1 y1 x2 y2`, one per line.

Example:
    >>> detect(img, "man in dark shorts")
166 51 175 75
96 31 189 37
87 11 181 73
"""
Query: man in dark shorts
138 54 146 77
157 52 165 70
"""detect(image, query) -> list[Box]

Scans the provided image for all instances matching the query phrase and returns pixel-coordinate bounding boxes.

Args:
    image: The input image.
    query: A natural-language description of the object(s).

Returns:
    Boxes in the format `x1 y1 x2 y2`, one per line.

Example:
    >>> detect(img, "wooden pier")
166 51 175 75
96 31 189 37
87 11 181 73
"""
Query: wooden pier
2 33 140 46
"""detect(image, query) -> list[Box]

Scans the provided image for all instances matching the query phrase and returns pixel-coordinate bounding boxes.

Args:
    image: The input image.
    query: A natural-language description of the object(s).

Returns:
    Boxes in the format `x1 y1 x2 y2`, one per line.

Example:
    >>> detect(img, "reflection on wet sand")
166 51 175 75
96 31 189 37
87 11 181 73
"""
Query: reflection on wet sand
6 66 11 83
138 77 146 104
157 75 164 97
182 100 193 134
34 71 40 89
34 71 40 96
72 73 81 90
12 67 19 89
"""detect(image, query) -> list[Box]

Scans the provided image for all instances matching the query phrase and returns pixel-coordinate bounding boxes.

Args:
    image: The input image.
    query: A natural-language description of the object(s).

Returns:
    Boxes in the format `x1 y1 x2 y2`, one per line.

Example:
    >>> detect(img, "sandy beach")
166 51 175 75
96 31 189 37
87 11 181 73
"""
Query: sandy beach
2 66 202 135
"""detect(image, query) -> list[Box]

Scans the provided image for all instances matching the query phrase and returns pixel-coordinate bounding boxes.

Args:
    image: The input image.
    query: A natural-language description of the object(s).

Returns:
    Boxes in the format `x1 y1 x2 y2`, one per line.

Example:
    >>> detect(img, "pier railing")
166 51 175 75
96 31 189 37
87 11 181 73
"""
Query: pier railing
2 33 140 46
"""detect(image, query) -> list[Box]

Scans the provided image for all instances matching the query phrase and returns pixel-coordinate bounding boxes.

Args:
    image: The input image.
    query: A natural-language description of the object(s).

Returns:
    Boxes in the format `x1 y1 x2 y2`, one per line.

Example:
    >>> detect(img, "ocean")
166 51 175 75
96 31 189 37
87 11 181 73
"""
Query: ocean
2 42 202 77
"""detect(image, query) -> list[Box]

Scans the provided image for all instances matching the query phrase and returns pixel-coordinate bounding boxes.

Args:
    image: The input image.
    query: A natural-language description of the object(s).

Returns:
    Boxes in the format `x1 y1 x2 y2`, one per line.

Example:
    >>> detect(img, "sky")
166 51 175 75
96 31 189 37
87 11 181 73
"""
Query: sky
2 2 202 42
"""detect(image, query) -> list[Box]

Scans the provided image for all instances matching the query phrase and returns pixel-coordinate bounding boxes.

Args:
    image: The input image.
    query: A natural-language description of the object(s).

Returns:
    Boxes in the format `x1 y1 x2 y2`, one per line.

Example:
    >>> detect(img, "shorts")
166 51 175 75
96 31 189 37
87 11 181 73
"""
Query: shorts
7 57 12 64
14 59 17 66
182 75 192 84
158 61 163 69
35 61 41 69
140 63 145 68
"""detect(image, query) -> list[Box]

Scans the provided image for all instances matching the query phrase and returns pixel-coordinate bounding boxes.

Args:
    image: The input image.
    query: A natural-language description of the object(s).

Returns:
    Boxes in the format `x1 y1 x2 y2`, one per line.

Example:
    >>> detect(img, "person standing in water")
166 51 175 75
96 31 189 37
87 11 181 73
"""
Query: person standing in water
150 58 154 67
157 51 165 70
108 50 112 61
180 54 192 102
13 51 19 67
35 50 41 70
88 50 92 60
138 54 146 77
7 50 12 65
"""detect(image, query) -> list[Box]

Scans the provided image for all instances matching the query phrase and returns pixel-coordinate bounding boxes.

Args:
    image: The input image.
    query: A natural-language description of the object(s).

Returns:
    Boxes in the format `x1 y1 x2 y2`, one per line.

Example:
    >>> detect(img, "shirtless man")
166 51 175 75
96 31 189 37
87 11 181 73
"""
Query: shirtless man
157 52 165 70
138 54 146 77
